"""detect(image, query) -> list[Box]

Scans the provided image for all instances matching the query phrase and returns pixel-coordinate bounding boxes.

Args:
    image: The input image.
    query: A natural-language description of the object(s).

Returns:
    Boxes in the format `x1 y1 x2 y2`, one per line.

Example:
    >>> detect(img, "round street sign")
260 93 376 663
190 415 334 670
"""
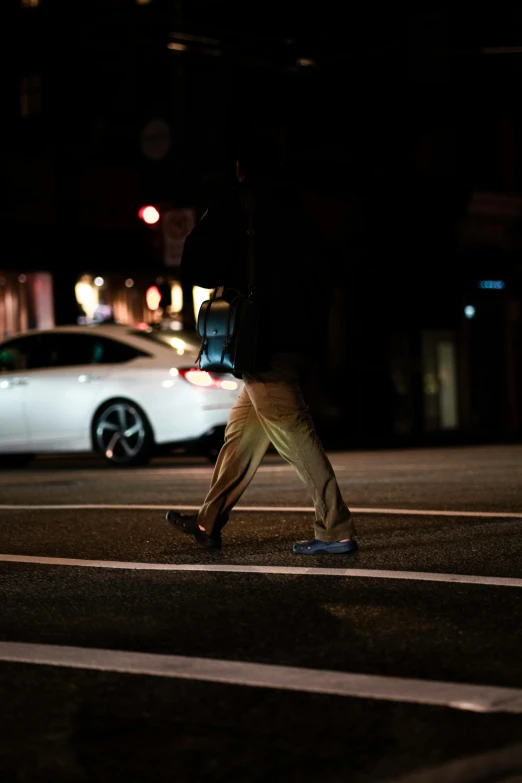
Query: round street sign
140 119 171 161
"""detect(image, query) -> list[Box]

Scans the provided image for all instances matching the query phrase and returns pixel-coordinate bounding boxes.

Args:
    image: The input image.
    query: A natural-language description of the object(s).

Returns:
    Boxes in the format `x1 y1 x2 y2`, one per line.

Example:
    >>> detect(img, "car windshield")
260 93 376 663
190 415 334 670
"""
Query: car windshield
126 328 200 355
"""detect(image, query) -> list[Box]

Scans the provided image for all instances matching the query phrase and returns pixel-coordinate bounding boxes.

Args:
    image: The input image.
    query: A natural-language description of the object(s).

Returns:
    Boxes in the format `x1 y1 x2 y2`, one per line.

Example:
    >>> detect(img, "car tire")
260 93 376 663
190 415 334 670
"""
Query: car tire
205 445 220 464
92 398 154 467
0 454 34 469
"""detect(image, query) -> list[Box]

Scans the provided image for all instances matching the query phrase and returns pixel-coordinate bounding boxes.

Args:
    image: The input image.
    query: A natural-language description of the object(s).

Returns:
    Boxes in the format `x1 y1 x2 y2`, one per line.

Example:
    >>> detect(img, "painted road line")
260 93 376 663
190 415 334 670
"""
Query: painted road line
1 554 522 588
0 641 521 714
1 504 522 519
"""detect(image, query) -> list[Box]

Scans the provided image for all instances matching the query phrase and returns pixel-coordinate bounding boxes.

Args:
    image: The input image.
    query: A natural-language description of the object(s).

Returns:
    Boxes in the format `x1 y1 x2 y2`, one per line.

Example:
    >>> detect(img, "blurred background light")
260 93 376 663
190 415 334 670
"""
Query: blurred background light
169 337 185 355
94 277 104 287
138 205 160 224
146 285 161 310
192 286 213 320
75 279 98 320
171 282 183 313
478 280 505 289
464 305 476 319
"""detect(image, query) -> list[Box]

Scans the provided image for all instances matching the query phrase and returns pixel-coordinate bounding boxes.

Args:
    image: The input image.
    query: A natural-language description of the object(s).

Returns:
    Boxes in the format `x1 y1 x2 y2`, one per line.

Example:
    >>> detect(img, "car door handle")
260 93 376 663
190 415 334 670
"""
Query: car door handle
78 373 104 383
9 377 29 386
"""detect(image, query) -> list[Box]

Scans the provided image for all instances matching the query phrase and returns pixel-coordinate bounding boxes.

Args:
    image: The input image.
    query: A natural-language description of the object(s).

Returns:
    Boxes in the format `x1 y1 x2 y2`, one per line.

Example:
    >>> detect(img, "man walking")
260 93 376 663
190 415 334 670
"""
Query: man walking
166 128 358 555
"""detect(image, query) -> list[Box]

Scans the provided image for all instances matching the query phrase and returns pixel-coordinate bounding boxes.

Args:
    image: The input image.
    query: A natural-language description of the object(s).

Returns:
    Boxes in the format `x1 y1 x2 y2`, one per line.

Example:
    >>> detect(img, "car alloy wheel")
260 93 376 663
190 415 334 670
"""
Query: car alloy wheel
93 399 153 466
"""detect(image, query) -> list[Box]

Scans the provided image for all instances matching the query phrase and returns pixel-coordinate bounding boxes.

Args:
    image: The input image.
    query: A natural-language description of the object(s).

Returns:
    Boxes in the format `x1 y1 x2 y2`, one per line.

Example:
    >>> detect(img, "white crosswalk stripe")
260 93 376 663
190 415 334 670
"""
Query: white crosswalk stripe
1 554 521 588
0 641 521 714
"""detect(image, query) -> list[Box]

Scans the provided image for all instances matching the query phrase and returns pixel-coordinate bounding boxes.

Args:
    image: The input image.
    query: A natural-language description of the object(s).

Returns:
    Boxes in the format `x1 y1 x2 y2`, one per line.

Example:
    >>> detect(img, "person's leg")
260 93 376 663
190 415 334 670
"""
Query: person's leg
244 353 356 543
196 385 270 538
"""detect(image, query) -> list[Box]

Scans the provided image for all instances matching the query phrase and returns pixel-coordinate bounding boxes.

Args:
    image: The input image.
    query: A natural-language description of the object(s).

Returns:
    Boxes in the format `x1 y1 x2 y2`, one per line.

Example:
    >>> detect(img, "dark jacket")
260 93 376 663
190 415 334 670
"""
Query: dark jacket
180 174 332 360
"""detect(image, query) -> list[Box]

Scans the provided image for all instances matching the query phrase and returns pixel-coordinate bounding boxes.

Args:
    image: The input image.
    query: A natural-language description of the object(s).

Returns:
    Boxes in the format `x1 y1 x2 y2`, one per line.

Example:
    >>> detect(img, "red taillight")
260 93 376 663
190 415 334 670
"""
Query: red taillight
179 368 239 391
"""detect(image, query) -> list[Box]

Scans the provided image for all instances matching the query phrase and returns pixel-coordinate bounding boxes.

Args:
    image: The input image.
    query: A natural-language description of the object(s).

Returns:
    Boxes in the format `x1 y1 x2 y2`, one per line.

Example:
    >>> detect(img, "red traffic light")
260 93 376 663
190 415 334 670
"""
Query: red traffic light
138 205 160 225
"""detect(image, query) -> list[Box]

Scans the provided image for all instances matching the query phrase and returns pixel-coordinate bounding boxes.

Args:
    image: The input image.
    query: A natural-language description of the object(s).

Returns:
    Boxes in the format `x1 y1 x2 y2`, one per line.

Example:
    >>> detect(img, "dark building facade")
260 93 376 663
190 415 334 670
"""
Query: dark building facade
5 1 522 446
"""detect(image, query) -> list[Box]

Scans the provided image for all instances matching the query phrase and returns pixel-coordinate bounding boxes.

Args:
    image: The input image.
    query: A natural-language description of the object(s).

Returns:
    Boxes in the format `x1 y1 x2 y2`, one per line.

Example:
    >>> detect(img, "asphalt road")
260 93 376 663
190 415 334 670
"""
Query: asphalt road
1 444 522 783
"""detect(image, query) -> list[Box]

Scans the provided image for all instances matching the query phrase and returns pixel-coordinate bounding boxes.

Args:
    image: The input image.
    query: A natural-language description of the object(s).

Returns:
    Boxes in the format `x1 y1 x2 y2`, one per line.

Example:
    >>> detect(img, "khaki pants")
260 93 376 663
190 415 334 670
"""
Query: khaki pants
198 353 356 542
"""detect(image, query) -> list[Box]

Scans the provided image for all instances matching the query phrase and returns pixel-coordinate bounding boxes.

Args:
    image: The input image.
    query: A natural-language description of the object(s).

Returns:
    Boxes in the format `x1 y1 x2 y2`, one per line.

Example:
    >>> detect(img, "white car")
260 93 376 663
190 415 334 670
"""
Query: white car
0 323 242 467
